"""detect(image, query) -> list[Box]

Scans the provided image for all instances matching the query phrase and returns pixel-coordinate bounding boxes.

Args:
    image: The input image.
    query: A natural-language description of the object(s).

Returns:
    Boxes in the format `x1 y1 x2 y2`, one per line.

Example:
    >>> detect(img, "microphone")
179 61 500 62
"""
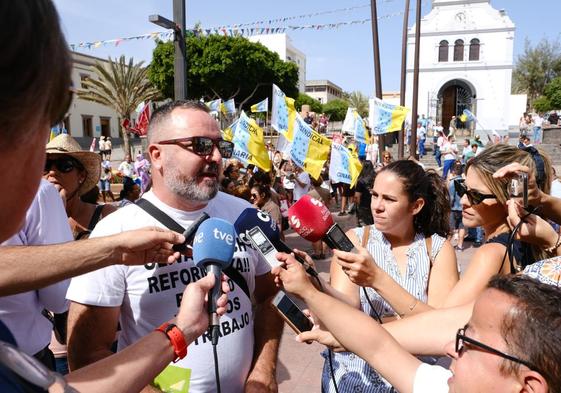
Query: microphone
234 208 318 277
172 212 210 252
288 195 356 252
192 217 236 345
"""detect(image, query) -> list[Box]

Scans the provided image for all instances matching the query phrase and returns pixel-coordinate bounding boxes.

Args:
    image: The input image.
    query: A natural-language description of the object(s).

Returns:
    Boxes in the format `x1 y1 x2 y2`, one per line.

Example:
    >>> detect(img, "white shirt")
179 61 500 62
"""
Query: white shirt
118 161 135 178
533 115 543 127
0 180 73 355
413 363 451 393
67 191 270 393
293 171 311 201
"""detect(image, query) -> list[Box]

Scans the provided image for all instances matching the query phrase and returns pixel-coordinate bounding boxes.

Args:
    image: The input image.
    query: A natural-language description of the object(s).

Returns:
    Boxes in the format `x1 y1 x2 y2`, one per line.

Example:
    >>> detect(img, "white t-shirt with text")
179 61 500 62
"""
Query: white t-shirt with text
66 191 271 393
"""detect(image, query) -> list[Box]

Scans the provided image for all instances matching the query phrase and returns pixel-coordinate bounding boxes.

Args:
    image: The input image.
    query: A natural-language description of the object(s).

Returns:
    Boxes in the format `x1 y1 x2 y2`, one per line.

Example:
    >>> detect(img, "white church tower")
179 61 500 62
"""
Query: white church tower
405 0 522 133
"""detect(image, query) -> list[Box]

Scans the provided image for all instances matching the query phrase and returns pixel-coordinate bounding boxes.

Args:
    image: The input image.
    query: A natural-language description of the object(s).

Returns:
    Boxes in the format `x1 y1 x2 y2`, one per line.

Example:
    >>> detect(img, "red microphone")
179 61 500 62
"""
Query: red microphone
288 195 356 252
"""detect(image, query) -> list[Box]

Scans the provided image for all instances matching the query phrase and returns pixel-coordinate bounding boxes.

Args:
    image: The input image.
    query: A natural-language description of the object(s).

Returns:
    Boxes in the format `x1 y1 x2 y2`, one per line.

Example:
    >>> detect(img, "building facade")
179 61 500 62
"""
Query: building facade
305 80 344 104
405 0 526 133
248 33 307 92
65 52 122 141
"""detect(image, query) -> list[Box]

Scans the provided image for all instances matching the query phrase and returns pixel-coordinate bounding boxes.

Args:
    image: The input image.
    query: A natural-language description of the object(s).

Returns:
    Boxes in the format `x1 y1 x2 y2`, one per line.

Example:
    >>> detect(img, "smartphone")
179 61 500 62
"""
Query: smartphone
247 226 281 268
271 291 313 334
509 172 528 209
325 224 356 252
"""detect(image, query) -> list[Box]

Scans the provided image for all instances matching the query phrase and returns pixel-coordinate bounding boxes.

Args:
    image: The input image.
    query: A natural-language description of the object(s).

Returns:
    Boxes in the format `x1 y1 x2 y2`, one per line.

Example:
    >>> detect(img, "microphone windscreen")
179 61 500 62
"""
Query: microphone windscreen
234 208 281 243
193 217 236 269
288 195 334 242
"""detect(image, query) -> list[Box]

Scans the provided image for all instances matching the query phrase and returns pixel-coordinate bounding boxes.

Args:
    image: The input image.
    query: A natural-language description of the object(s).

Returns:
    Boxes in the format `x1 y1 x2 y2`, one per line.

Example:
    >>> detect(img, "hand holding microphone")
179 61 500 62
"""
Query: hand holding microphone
192 218 236 345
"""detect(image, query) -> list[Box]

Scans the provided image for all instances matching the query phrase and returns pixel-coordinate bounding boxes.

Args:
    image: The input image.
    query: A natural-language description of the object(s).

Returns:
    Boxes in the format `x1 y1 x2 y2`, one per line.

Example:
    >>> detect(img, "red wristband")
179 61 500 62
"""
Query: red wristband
156 322 187 362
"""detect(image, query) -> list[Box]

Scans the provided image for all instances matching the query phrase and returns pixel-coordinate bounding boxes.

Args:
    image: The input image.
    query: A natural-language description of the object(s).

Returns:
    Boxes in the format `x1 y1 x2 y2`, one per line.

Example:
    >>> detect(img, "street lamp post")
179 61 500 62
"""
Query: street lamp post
149 0 187 100
398 0 411 159
410 0 422 159
370 0 384 157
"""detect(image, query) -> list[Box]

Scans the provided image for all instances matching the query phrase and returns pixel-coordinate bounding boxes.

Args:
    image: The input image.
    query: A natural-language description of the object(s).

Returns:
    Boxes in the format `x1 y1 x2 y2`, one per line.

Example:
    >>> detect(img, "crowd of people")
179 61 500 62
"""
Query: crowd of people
0 2 561 393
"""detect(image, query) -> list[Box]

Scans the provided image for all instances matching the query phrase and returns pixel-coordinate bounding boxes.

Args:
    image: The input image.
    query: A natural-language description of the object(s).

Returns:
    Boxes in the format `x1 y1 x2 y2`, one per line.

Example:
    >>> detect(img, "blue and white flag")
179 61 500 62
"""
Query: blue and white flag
251 97 268 113
222 99 236 115
328 142 362 187
206 98 222 113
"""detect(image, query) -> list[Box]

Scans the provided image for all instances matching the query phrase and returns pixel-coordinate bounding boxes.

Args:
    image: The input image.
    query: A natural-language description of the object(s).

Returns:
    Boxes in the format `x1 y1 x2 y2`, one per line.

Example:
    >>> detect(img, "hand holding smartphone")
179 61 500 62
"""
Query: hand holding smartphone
271 291 313 334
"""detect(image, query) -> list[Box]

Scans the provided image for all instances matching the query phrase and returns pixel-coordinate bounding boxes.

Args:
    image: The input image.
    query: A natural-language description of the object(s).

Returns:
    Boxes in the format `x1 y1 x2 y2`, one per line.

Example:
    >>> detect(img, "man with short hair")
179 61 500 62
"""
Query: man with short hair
67 101 282 392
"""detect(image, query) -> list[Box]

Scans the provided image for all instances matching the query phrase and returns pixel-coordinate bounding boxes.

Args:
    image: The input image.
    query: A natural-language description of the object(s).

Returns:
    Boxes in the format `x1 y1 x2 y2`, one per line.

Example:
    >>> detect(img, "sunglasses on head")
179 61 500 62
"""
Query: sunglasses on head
44 157 82 174
454 179 495 205
158 136 234 158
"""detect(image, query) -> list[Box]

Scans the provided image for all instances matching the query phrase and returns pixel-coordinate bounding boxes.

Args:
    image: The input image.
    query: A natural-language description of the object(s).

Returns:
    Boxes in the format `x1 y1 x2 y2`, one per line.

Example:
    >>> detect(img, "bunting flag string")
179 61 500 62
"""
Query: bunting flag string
68 11 405 51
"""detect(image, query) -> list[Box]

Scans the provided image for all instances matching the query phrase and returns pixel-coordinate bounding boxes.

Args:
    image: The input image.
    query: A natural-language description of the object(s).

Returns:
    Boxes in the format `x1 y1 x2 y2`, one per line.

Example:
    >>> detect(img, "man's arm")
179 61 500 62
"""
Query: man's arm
245 272 283 393
0 228 184 296
67 303 120 370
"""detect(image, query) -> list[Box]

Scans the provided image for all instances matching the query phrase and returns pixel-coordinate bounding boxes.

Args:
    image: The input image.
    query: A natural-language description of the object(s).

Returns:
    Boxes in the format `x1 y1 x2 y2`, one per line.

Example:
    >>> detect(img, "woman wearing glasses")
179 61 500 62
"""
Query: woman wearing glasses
44 134 118 240
322 160 458 392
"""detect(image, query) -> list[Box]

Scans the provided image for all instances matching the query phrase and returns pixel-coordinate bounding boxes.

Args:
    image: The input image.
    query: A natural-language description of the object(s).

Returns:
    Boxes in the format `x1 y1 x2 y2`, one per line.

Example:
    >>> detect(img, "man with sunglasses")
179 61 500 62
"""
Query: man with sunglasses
273 254 561 393
67 100 283 393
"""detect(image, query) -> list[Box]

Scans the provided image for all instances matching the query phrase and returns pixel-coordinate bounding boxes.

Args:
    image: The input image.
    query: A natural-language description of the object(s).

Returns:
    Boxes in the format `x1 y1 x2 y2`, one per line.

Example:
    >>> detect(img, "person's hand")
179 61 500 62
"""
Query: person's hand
272 253 316 299
244 371 278 393
291 248 317 272
493 163 541 206
113 227 185 265
506 199 559 249
175 272 230 344
333 247 381 288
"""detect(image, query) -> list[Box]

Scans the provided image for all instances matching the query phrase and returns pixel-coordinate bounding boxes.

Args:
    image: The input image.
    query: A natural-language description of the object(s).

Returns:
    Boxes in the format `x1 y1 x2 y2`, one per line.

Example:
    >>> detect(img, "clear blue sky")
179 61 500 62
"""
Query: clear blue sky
53 0 560 96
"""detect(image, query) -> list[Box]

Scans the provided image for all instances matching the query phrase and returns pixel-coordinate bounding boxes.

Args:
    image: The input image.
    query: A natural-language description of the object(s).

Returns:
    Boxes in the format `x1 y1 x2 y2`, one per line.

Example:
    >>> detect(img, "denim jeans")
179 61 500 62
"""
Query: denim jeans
533 126 542 144
442 159 455 179
419 138 426 156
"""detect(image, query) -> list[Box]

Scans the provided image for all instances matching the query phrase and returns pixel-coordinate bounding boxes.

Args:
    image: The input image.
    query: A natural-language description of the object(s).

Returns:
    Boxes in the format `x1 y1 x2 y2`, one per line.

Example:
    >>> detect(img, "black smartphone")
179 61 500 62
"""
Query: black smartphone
271 291 313 334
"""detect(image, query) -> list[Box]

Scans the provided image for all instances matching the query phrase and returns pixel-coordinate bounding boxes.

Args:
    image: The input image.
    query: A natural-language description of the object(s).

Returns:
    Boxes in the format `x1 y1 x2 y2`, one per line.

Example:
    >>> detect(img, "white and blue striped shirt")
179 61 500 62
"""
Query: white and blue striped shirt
321 225 446 393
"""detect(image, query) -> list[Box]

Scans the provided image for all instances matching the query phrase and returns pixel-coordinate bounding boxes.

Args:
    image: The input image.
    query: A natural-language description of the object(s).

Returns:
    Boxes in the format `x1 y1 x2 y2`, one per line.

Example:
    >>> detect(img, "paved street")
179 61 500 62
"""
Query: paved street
276 210 476 392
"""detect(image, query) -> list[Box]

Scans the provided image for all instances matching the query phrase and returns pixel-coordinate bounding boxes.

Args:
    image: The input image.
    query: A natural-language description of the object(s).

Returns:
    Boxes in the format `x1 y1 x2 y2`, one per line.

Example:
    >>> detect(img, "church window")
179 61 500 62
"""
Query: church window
469 38 480 61
454 39 464 61
438 40 449 62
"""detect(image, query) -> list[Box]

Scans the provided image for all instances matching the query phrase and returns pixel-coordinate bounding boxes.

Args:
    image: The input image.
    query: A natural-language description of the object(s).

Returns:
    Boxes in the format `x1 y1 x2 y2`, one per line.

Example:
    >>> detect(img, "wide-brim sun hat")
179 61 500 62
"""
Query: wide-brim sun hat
45 134 101 196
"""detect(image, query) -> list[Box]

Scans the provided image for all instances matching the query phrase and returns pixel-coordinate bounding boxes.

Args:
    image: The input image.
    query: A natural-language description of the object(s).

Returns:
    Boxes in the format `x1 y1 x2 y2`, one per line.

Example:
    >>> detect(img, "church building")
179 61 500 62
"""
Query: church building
405 0 526 133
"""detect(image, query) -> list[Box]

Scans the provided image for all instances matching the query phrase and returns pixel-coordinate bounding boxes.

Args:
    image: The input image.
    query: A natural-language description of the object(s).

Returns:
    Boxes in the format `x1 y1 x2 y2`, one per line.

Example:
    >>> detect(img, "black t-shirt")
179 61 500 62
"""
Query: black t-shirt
0 320 46 393
355 179 372 208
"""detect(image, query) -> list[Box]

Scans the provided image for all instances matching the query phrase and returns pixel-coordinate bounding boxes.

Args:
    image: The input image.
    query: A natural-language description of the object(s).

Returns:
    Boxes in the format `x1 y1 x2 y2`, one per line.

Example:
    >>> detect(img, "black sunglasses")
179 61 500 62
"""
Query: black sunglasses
44 157 83 174
250 193 259 199
158 137 234 159
454 179 495 205
456 326 538 372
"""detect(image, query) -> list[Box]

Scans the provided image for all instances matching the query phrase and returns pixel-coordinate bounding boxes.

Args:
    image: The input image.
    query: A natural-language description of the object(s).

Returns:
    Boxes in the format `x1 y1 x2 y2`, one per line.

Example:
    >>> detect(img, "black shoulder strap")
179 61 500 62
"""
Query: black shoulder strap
135 198 251 299
87 204 106 231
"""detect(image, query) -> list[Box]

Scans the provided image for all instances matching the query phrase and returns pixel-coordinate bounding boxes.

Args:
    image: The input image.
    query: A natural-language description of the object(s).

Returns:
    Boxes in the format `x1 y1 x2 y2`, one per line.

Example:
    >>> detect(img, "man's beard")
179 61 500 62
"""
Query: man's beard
163 161 219 202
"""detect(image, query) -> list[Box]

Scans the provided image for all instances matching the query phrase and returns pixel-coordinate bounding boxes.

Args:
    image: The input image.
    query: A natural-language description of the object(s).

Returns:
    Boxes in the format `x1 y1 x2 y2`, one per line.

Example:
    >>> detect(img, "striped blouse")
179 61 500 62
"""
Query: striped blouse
321 225 446 393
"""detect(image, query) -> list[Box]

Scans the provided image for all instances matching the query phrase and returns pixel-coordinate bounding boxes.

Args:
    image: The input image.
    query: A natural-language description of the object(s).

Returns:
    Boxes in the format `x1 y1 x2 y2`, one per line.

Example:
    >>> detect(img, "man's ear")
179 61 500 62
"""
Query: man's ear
147 144 162 171
521 370 548 393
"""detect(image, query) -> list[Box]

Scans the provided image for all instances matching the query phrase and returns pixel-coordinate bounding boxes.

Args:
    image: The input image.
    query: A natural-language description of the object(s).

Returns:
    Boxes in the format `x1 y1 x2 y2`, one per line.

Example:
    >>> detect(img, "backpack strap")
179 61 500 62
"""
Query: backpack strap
135 198 251 299
87 204 105 231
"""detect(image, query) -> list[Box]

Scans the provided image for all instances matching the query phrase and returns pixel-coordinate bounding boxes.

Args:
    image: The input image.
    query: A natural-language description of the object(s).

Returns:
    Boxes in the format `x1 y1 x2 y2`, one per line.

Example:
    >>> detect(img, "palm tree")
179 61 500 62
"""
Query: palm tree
346 91 369 118
78 55 160 157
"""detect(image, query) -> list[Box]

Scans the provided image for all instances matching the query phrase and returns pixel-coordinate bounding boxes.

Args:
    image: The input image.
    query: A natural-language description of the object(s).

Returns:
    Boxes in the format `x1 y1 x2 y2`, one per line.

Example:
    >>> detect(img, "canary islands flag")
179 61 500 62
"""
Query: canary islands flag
369 97 409 135
221 99 236 115
271 84 297 142
459 109 475 123
206 99 221 113
342 108 370 144
329 142 363 187
251 97 269 113
289 114 331 179
222 118 238 142
232 111 271 171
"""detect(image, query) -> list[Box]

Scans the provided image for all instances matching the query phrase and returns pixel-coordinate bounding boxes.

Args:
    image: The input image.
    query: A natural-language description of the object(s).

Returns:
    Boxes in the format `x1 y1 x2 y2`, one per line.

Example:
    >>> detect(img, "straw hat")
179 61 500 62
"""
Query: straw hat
45 134 101 196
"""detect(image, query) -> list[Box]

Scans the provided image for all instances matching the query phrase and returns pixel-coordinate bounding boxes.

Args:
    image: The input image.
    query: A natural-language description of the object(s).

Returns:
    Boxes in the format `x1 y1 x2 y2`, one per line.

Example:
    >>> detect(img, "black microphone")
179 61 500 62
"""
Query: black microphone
172 212 210 252
234 208 319 277
192 218 236 345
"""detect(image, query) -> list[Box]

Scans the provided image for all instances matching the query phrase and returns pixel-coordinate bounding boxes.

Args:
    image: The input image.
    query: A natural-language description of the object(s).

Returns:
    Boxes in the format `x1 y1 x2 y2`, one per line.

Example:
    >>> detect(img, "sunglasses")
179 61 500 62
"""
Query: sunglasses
158 137 234 158
456 326 538 372
44 157 82 174
250 193 259 199
0 341 78 392
454 179 495 205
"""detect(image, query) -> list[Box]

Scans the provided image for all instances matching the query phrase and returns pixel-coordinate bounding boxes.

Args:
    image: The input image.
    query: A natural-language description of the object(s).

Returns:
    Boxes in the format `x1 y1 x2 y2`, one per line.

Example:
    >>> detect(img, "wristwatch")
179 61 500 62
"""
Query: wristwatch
155 322 188 362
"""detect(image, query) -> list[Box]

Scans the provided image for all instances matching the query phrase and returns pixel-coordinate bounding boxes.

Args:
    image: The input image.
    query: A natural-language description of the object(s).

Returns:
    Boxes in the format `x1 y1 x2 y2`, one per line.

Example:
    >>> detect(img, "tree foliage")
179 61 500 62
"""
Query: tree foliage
533 96 552 113
543 77 561 109
149 34 299 111
295 93 322 113
322 99 349 121
78 55 160 156
513 38 561 105
346 91 369 117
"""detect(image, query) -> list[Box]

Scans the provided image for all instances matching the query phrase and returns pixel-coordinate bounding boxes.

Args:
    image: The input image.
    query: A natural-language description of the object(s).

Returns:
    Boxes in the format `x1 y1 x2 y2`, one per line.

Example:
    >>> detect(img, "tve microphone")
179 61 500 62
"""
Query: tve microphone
234 208 318 277
172 212 210 252
192 217 236 345
288 195 356 252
